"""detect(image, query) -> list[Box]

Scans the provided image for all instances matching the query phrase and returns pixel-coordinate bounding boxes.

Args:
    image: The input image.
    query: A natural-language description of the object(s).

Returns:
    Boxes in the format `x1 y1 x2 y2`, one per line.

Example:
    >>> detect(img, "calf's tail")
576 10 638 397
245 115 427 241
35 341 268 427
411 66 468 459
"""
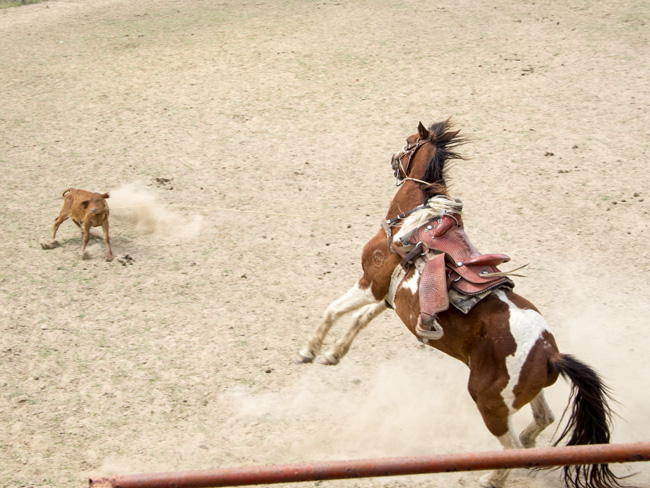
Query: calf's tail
550 353 626 488
62 188 75 197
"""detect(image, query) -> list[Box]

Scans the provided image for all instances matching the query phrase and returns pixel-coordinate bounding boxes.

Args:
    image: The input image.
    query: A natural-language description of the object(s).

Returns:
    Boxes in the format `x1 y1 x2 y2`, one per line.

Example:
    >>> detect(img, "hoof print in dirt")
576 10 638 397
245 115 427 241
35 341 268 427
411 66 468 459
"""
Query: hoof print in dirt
154 177 174 190
117 254 135 266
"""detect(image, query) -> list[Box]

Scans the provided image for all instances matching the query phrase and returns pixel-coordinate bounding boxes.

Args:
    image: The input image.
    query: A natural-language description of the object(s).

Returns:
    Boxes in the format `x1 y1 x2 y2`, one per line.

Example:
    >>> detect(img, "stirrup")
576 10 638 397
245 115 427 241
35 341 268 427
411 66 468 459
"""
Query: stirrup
416 315 444 340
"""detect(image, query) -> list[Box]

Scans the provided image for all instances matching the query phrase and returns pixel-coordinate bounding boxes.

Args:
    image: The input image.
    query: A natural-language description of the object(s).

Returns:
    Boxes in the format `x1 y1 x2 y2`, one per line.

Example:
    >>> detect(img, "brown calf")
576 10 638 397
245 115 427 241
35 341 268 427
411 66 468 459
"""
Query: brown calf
43 188 114 261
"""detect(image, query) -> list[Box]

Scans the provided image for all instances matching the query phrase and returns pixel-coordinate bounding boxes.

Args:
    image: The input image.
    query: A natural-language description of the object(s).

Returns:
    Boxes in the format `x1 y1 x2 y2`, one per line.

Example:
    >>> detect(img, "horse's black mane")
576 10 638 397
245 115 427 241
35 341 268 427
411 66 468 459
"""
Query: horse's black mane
421 119 467 196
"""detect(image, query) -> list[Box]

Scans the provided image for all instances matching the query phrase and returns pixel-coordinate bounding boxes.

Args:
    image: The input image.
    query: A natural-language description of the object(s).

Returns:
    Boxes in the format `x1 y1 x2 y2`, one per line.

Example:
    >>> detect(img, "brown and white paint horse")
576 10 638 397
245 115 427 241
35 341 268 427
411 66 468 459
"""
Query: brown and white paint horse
297 120 622 488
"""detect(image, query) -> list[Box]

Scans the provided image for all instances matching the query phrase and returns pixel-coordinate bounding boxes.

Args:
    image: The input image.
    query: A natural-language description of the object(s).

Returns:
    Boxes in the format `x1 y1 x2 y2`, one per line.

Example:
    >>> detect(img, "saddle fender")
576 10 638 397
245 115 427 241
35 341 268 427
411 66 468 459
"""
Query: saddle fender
410 217 515 313
419 252 450 320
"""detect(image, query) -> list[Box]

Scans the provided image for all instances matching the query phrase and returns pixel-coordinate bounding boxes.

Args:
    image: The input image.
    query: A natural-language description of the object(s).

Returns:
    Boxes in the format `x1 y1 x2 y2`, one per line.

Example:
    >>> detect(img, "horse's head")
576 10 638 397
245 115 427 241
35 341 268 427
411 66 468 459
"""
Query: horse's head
391 119 466 197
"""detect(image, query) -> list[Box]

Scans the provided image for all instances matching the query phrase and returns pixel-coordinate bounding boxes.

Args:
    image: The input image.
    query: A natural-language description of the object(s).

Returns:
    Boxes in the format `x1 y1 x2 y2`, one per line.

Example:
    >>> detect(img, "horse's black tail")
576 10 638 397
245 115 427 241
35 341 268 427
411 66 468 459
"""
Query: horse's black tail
550 353 626 488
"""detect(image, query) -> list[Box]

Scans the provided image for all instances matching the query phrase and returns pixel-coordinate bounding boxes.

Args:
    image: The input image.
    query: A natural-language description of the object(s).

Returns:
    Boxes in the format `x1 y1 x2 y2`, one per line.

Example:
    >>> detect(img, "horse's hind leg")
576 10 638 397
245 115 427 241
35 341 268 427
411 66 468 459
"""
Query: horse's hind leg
471 383 522 488
320 301 387 365
296 283 379 363
519 390 555 448
479 393 554 487
479 419 523 488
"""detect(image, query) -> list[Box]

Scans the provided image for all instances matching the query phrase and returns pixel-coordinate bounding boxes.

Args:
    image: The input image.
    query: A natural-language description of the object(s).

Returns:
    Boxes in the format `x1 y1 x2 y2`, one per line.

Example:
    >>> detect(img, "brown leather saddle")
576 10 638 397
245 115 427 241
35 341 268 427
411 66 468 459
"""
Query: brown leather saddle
399 213 514 317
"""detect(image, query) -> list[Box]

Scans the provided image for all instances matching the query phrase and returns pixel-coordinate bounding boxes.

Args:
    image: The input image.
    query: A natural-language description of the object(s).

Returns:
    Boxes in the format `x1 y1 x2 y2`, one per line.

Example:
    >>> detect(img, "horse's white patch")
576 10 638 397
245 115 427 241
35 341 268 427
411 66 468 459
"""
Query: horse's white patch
401 269 420 294
494 289 551 413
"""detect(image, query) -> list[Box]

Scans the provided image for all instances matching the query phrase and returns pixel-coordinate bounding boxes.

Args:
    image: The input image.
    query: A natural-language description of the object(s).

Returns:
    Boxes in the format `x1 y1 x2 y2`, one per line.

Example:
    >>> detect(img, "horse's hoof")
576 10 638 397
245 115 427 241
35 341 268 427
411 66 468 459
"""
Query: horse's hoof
478 473 504 488
294 352 315 364
519 435 535 448
318 352 340 366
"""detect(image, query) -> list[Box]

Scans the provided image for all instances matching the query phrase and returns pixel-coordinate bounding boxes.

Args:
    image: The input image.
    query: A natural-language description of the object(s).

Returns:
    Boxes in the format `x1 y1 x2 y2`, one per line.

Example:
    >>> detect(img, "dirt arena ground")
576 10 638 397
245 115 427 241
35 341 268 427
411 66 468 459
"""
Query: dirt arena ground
1 1 649 487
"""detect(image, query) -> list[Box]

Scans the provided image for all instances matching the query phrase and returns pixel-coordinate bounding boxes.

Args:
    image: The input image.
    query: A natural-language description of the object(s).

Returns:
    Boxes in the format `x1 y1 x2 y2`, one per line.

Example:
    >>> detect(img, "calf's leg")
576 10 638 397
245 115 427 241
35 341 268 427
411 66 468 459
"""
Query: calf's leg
51 199 73 240
81 221 92 259
102 220 114 261
42 201 72 249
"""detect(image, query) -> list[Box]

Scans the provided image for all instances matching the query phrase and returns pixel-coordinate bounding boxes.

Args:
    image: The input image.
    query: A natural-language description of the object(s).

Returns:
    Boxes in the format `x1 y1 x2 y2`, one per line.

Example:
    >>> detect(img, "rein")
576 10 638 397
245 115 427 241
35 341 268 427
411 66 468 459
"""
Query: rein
392 139 431 186
386 139 437 257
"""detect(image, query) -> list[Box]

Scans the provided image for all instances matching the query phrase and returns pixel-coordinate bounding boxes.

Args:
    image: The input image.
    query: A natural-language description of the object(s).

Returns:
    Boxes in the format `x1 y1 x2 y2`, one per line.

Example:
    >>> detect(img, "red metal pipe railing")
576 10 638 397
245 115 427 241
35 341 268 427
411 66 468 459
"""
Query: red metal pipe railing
89 442 650 488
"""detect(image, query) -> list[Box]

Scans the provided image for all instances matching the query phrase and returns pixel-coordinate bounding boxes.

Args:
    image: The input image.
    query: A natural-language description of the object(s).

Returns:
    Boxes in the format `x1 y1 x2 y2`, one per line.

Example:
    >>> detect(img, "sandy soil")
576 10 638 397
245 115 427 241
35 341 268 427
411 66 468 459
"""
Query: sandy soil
1 1 649 487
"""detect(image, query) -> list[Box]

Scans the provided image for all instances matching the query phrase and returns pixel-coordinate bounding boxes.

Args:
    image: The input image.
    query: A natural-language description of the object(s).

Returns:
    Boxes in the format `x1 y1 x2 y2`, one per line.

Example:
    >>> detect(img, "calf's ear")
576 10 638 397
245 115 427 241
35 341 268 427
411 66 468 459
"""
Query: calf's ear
101 193 110 199
81 200 89 208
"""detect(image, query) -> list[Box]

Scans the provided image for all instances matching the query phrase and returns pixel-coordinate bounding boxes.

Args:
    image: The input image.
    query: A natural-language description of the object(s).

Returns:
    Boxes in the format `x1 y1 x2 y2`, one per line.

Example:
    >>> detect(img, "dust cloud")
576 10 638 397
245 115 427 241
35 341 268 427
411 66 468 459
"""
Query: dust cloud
227 279 650 465
108 182 203 239
225 350 496 462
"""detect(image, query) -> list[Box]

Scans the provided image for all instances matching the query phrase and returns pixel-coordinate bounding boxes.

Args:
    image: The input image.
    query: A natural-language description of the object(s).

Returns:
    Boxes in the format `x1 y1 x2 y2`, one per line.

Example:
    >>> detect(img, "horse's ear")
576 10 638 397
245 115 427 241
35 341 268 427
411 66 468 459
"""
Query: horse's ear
417 122 429 140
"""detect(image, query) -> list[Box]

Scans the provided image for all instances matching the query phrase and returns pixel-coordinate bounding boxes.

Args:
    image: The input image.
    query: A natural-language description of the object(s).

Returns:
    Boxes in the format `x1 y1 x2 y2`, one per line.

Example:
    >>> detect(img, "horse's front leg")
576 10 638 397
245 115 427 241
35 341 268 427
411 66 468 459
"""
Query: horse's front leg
320 301 387 365
296 282 378 364
297 230 398 364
